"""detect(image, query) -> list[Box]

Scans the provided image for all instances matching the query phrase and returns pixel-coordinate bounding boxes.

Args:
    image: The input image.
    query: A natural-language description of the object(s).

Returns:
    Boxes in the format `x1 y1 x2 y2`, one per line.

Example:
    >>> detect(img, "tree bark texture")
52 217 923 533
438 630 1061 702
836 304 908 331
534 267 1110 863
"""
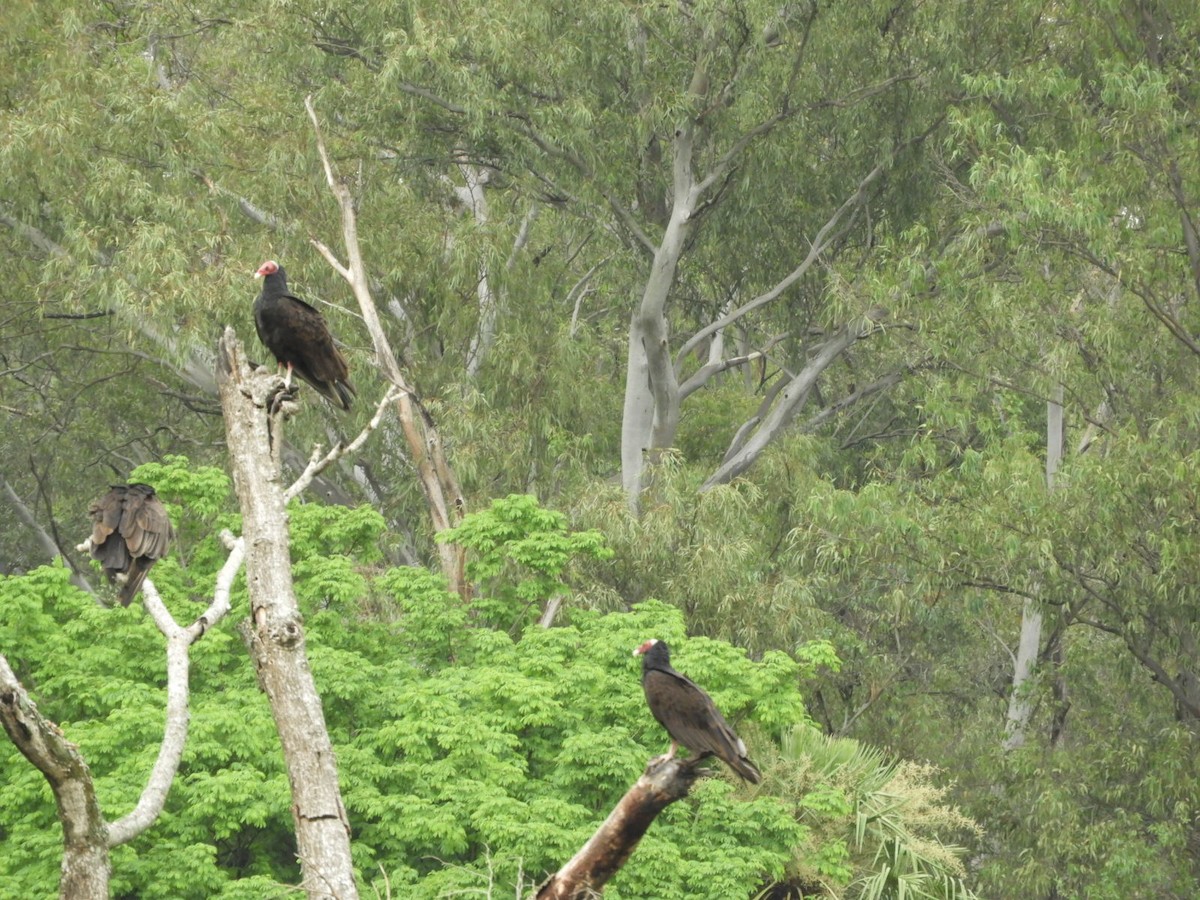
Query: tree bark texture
534 758 700 900
217 328 359 900
0 655 110 900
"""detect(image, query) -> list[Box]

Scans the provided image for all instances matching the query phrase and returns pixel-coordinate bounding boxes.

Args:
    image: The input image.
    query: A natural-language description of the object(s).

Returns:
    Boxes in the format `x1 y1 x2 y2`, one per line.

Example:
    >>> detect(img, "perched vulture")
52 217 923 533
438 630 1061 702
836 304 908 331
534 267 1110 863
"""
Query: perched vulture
253 260 356 410
634 638 761 783
86 484 172 606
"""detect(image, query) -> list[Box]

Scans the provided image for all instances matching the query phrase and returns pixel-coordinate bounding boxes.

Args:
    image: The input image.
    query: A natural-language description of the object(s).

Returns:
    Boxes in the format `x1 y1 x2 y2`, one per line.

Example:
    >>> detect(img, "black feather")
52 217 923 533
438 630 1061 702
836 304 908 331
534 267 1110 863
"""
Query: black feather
635 639 761 783
253 260 356 411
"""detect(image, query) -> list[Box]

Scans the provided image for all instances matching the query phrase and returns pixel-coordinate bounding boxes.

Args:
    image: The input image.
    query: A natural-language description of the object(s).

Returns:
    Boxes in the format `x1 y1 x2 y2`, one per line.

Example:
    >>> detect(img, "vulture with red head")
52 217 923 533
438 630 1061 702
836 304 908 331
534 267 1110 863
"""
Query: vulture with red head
86 483 172 606
253 260 356 410
633 638 761 783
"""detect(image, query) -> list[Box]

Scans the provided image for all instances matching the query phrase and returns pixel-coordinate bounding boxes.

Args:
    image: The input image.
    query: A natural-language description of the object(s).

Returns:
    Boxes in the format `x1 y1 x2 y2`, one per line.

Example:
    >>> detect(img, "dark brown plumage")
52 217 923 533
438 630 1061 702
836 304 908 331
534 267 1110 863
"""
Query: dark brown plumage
634 638 761 783
87 484 172 606
253 260 356 410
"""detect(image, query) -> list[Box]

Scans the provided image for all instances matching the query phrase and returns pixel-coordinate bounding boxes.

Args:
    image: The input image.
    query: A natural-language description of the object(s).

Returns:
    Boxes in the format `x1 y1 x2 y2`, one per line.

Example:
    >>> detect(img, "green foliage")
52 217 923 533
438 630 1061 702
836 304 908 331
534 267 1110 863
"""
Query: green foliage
288 502 387 565
438 493 614 629
0 560 296 898
1 484 842 899
129 457 232 522
779 727 981 900
5 1 1200 897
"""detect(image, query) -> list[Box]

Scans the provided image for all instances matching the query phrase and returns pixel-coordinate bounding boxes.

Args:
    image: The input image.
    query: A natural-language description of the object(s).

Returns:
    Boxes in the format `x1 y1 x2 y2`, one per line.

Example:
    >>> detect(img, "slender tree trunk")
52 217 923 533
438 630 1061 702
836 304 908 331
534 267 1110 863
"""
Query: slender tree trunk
1003 384 1063 750
1002 598 1043 752
306 97 468 598
457 159 497 380
217 330 358 900
620 122 697 509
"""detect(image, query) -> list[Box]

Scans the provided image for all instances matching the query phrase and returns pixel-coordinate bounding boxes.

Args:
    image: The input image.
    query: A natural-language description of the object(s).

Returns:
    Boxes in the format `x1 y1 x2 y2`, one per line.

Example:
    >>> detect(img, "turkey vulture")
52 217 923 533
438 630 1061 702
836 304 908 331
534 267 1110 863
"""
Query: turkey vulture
86 484 172 606
633 638 761 783
253 260 356 410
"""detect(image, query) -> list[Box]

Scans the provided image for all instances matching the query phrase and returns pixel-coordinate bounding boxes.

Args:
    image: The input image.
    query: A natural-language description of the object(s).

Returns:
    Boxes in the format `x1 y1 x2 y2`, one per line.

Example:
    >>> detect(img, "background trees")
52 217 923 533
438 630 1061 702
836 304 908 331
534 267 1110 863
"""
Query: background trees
4 0 1200 897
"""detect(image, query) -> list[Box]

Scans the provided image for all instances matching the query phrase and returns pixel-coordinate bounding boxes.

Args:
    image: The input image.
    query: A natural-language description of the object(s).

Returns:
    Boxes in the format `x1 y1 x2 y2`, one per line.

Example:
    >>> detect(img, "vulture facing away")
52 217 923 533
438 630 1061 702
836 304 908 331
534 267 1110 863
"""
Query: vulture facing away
253 260 356 410
634 638 761 784
86 484 172 606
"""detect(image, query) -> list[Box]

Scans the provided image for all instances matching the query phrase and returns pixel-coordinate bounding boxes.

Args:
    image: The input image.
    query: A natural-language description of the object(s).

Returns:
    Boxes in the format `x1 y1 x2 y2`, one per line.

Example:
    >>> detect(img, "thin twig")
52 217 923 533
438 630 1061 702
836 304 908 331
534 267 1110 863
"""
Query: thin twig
284 387 400 503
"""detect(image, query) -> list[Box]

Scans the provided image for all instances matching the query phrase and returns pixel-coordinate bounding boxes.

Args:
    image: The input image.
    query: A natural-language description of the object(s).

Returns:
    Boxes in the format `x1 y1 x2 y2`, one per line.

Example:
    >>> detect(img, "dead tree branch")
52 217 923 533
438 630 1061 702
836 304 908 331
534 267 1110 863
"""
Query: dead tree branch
285 386 400 503
534 758 701 899
305 94 468 597
217 327 359 899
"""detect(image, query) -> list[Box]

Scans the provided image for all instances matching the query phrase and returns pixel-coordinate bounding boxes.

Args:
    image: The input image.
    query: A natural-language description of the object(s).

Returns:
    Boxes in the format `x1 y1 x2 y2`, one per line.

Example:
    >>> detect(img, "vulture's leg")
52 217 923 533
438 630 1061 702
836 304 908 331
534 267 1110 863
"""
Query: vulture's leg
649 741 680 768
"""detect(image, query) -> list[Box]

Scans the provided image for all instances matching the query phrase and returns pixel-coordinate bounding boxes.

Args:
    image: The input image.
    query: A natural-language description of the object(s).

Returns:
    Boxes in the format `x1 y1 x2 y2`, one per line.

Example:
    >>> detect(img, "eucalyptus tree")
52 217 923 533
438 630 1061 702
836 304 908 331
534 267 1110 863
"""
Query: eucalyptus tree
784 1 1200 893
315 0 958 509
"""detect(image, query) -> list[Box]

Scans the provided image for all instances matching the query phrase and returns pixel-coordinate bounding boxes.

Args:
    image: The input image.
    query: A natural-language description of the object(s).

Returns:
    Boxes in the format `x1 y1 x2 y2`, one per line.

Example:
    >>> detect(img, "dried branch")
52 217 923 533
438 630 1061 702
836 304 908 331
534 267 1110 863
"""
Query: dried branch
535 758 701 899
106 556 239 845
678 333 789 400
284 386 401 503
305 95 468 597
41 310 114 320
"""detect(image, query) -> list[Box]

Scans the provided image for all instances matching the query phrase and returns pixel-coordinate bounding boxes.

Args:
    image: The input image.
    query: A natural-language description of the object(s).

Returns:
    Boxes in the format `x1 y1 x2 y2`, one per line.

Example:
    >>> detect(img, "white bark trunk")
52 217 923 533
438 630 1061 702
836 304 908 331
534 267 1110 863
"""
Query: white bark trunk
458 161 495 379
1002 599 1043 752
217 329 359 900
1002 384 1063 751
619 161 884 506
701 325 861 490
620 123 697 507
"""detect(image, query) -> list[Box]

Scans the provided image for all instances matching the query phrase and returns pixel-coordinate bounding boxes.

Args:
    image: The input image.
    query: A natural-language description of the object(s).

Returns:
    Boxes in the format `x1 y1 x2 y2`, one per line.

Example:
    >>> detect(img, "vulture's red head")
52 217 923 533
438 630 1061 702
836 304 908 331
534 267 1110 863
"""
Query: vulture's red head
633 638 659 657
254 259 280 279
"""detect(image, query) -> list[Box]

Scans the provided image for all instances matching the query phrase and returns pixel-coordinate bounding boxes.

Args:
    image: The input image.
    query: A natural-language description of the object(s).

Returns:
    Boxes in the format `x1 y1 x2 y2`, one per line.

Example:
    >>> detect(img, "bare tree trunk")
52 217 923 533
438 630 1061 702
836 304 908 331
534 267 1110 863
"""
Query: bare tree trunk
0 655 109 899
455 157 497 380
534 759 700 899
305 96 468 599
1003 384 1063 750
216 329 359 900
1002 598 1043 752
619 123 696 510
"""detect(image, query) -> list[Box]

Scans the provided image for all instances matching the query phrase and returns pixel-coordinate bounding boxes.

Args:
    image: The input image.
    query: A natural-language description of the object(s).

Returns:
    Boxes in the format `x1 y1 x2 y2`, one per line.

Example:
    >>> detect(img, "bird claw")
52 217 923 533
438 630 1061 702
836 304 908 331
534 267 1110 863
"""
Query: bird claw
267 382 299 417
